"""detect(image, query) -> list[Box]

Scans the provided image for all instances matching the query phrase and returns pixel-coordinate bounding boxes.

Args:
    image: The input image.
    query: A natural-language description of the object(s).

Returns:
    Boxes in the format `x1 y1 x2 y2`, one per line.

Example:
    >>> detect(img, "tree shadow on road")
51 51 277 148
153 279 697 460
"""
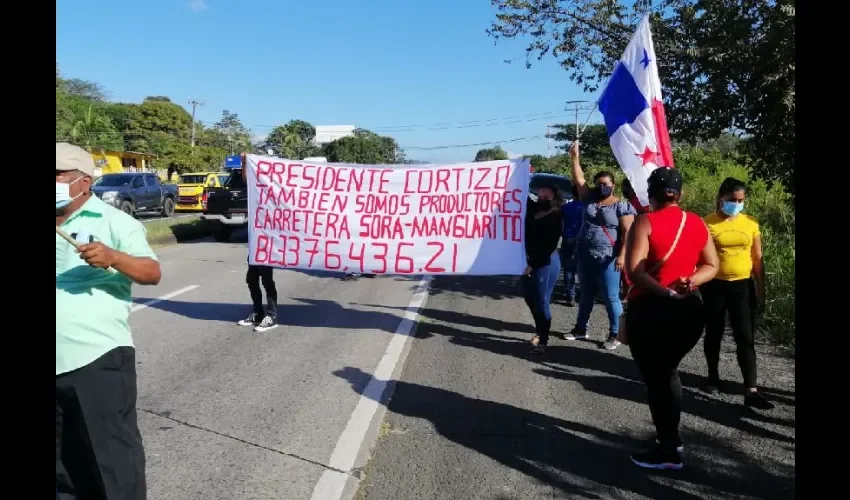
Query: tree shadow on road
335 367 794 500
354 302 533 338
388 308 795 448
131 297 406 334
423 275 525 300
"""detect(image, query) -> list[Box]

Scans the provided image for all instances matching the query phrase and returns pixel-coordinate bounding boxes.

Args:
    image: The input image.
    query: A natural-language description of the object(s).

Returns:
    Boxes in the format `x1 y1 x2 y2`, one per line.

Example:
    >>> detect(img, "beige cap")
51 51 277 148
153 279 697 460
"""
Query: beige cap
56 142 96 176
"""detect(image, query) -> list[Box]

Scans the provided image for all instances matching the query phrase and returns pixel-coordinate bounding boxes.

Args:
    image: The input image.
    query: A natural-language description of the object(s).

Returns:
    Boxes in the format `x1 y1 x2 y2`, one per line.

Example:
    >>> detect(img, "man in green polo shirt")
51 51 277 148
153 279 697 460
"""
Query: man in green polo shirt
56 143 162 500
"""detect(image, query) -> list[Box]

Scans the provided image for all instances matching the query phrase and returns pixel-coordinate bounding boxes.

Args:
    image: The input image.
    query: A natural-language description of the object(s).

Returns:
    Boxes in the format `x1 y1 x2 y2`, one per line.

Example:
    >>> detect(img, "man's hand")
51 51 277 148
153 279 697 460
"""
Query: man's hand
570 141 580 162
77 242 118 269
523 265 532 276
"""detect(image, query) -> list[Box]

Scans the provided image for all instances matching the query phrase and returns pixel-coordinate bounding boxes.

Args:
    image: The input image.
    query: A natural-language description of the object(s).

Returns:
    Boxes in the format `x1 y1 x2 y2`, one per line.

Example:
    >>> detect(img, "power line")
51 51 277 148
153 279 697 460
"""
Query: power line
195 109 597 133
56 131 549 152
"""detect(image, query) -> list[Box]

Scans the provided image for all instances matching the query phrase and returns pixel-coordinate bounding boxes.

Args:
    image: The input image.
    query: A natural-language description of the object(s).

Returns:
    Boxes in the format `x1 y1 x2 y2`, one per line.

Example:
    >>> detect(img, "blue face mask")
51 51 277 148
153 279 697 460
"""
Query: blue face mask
721 200 744 217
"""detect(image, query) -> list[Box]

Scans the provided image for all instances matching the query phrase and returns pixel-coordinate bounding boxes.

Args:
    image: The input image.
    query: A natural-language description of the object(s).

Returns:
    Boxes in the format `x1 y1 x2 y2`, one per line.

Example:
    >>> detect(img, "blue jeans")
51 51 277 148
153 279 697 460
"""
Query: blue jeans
523 252 561 344
575 251 623 337
560 241 578 300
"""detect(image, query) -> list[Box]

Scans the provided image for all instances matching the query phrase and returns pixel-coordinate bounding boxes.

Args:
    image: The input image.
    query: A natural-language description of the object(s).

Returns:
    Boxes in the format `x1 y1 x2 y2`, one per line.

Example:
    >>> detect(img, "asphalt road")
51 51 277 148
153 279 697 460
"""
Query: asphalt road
131 231 426 500
132 235 795 500
355 276 796 500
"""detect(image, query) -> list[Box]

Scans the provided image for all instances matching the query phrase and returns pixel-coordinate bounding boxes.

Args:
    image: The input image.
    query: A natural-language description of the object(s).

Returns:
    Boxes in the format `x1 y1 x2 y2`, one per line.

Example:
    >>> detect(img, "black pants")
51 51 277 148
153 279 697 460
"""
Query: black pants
247 265 277 319
56 347 146 500
627 294 704 450
702 278 758 388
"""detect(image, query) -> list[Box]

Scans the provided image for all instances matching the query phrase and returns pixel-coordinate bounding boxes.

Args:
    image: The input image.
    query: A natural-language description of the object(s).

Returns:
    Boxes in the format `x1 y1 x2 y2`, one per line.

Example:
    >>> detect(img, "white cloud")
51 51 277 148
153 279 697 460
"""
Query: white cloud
190 0 208 12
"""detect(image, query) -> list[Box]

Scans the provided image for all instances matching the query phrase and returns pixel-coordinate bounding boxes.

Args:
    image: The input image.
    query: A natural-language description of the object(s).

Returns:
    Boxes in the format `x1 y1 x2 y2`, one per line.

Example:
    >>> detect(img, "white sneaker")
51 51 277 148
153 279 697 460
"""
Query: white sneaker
254 315 278 332
603 338 621 350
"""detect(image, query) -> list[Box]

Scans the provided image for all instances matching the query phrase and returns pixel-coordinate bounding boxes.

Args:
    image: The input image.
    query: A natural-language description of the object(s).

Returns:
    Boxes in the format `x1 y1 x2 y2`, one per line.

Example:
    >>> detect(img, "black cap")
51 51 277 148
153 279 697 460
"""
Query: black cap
647 167 683 194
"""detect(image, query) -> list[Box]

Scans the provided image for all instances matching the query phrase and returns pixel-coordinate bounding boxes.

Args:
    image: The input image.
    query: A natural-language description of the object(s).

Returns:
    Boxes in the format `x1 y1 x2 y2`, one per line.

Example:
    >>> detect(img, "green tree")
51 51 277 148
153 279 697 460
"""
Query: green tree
524 154 549 172
323 129 404 164
488 0 795 193
263 119 320 160
546 123 612 166
474 146 508 162
70 104 124 151
202 110 252 154
62 78 109 102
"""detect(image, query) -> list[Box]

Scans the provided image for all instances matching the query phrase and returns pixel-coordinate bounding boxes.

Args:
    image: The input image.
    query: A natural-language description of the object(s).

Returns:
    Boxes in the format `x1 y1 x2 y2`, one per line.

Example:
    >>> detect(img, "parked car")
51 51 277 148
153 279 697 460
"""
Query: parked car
176 172 229 212
529 172 573 202
92 172 178 217
200 168 249 242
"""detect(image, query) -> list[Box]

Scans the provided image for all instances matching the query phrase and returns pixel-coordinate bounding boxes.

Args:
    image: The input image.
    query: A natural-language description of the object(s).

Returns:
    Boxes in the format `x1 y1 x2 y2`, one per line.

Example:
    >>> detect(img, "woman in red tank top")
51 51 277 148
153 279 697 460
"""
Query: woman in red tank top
622 167 719 471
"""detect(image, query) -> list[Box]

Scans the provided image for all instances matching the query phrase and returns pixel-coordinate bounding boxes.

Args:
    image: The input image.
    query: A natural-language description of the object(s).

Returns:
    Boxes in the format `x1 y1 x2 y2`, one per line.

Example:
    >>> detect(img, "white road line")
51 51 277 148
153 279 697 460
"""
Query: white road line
309 276 432 500
131 285 200 313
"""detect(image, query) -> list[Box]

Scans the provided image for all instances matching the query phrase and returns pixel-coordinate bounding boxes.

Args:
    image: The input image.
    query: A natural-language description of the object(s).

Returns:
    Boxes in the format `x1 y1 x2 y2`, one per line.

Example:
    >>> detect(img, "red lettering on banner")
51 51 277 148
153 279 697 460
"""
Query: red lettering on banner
435 169 451 194
255 235 270 263
494 165 510 190
285 164 302 188
252 156 527 274
378 169 391 194
325 240 341 269
423 242 446 273
353 194 411 216
304 238 320 267
348 243 366 273
358 215 405 239
371 242 389 273
256 161 286 185
395 242 415 274
472 167 493 190
302 165 317 189
255 207 350 240
416 170 432 193
410 214 522 240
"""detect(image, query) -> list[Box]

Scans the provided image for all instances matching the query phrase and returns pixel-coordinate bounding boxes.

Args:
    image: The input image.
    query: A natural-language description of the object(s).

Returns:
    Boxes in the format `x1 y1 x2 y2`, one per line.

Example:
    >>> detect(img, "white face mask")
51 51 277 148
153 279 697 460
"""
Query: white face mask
56 176 84 209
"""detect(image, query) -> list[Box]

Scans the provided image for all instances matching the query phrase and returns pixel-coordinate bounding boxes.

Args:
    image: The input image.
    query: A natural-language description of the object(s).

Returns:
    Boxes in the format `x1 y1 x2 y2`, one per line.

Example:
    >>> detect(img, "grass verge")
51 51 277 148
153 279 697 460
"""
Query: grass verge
580 148 795 350
144 217 211 247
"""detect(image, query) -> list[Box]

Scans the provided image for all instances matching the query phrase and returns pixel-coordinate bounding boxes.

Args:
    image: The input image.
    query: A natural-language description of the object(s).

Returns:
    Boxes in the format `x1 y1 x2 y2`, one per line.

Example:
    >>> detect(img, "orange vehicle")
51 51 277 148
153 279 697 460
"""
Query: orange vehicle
175 172 229 211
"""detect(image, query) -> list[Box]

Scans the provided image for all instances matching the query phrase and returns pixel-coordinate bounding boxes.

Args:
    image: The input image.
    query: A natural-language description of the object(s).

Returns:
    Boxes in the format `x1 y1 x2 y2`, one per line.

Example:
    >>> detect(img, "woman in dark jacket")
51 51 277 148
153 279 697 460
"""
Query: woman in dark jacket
524 185 564 354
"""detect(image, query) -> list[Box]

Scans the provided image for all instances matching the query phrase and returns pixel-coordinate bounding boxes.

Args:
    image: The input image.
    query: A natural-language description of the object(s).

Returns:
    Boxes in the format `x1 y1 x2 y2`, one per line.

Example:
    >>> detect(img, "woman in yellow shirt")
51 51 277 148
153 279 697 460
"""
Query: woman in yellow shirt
702 178 773 410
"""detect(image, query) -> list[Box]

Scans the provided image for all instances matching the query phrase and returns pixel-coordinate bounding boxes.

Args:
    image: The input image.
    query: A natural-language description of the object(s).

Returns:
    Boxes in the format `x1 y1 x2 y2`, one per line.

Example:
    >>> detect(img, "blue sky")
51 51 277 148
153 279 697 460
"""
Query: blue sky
57 0 602 163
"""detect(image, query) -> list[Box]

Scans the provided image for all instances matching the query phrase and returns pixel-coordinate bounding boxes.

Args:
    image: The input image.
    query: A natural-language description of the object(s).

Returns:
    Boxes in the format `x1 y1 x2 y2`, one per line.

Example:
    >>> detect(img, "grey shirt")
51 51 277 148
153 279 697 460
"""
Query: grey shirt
577 198 636 260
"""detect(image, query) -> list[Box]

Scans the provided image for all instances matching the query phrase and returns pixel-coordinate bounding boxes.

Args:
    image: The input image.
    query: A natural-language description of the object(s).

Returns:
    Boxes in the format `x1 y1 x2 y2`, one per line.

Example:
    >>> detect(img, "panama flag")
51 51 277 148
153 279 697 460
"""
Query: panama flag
597 15 673 207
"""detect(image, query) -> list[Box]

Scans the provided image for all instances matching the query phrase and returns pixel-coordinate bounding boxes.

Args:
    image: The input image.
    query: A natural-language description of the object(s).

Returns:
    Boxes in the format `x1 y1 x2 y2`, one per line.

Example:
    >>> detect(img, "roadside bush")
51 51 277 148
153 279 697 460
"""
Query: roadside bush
581 148 795 349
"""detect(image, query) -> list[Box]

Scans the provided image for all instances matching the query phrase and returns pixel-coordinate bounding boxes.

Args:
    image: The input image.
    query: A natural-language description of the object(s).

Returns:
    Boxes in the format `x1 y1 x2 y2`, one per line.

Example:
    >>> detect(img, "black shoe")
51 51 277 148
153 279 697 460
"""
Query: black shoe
237 313 262 327
565 298 576 307
745 391 775 410
254 315 278 332
342 273 360 281
705 376 722 395
630 447 683 470
654 438 684 453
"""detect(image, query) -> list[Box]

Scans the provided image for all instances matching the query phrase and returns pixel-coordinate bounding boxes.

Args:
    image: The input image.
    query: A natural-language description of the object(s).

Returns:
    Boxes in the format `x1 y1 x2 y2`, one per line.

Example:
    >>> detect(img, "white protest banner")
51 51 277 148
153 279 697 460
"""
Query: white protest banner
246 155 530 275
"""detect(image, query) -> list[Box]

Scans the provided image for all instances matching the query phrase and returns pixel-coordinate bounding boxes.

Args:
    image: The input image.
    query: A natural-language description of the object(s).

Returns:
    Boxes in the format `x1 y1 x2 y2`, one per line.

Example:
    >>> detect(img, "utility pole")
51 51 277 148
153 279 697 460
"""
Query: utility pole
565 100 592 143
546 124 552 158
188 98 204 153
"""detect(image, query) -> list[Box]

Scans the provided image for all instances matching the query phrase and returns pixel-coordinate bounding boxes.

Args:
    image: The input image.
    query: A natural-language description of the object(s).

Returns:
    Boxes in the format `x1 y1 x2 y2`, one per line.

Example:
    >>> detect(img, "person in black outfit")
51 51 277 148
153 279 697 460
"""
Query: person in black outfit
237 156 279 332
238 264 279 332
524 185 563 354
